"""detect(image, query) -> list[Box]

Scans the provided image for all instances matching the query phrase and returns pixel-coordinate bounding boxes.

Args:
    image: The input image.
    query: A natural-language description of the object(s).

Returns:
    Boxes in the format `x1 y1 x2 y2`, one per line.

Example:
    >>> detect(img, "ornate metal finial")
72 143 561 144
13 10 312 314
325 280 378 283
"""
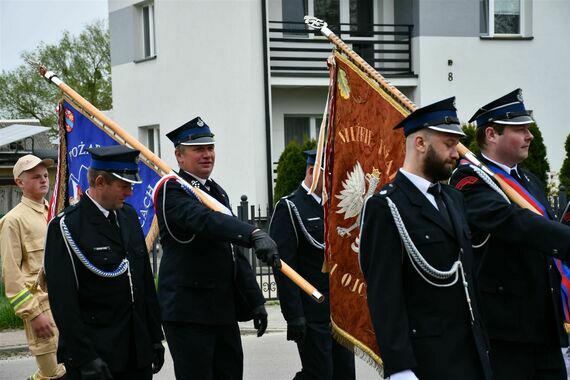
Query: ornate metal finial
304 16 327 30
23 56 47 76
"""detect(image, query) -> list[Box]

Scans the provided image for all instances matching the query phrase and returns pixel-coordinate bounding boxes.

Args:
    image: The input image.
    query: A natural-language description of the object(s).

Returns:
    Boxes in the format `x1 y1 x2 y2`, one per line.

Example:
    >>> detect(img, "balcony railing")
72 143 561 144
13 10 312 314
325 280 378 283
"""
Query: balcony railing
268 21 415 78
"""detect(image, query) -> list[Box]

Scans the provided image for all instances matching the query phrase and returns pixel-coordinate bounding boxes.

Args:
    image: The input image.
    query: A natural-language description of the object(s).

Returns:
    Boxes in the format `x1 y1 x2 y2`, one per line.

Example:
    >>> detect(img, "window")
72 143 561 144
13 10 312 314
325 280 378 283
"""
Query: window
282 0 307 35
494 0 520 34
140 125 161 156
309 0 340 32
349 0 373 36
141 3 155 58
482 0 531 37
284 116 322 147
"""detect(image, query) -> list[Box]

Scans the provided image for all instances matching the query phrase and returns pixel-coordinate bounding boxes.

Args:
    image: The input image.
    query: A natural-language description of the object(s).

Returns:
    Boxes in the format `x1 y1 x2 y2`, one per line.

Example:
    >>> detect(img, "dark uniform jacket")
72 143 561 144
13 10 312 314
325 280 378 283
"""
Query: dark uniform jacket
269 185 329 323
44 195 163 373
156 170 265 325
450 154 570 346
359 172 491 379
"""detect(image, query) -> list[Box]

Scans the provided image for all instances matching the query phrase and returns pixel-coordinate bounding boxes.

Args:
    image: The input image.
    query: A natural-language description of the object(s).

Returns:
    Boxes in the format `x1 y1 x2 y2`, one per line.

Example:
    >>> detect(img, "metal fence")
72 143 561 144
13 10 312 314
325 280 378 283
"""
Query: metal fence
268 20 415 78
236 195 278 301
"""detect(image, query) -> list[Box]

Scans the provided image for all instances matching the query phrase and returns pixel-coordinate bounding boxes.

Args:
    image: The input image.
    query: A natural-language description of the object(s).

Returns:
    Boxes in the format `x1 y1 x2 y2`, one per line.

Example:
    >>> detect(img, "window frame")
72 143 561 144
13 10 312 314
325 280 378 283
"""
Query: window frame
486 0 526 37
139 125 161 157
141 2 156 59
283 115 323 148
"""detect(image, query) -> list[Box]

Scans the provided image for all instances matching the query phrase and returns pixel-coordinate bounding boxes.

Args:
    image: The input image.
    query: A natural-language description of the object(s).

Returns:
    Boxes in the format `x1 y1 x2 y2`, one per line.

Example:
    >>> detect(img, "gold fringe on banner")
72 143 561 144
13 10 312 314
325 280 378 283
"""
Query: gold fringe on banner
331 319 384 376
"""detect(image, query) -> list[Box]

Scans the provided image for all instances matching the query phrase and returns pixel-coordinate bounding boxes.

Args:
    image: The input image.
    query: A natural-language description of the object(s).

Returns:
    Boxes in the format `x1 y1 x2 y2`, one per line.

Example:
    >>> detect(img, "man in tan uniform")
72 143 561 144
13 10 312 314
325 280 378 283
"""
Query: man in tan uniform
0 155 66 380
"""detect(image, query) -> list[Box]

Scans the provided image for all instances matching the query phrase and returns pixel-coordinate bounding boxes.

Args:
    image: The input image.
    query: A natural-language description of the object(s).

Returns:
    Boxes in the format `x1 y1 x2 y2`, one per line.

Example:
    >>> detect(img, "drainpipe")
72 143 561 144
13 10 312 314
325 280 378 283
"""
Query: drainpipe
261 0 273 209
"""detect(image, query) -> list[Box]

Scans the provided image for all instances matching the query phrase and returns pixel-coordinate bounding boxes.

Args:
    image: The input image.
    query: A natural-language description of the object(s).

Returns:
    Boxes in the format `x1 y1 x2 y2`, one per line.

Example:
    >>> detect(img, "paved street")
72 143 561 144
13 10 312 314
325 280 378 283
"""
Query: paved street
0 332 381 380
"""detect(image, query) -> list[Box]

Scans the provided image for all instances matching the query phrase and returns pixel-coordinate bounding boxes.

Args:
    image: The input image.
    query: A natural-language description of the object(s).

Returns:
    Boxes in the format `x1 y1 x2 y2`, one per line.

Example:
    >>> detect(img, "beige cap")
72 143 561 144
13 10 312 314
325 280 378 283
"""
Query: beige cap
13 155 54 180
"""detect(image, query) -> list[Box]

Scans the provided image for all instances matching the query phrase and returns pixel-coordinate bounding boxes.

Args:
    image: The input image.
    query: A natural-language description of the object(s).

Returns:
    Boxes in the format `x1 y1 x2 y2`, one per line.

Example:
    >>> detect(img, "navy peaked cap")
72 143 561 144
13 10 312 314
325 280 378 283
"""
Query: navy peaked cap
166 116 215 147
87 145 142 184
304 149 318 165
393 97 465 137
470 88 534 128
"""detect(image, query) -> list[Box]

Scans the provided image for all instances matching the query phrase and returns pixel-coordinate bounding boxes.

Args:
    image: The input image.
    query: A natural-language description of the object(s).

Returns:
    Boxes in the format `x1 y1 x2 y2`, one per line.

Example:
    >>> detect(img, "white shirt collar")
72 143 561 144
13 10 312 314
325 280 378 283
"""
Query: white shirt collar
85 189 111 218
481 153 519 175
399 168 438 209
183 170 209 186
301 180 321 205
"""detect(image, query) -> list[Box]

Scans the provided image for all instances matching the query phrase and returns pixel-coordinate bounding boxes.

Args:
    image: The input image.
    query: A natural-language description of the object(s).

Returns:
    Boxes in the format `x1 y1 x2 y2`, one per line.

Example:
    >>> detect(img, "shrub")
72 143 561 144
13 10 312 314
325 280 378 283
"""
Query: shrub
0 282 23 330
273 139 317 203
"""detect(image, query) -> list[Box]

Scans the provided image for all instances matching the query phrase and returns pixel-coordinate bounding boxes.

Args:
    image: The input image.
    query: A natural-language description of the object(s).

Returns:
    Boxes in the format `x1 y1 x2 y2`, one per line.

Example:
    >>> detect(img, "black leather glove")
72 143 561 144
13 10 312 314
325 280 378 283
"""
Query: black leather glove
287 317 306 344
251 229 281 269
252 304 268 337
152 342 165 374
80 357 112 380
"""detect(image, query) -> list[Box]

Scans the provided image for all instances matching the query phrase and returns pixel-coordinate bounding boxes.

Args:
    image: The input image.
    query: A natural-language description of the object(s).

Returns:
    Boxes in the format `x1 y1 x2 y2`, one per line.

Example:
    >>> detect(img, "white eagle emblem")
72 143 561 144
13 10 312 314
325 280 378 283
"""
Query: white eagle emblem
335 162 382 252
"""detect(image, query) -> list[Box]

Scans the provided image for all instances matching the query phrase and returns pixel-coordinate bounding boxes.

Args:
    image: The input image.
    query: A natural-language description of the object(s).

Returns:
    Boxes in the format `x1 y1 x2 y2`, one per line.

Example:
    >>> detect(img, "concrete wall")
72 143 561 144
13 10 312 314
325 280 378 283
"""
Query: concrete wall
414 0 570 170
109 0 270 209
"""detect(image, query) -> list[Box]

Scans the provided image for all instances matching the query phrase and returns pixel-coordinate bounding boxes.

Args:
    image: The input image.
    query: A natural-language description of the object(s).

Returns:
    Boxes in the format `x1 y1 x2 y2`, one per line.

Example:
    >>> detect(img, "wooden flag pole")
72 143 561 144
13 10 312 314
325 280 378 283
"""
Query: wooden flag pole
38 65 324 303
304 16 541 215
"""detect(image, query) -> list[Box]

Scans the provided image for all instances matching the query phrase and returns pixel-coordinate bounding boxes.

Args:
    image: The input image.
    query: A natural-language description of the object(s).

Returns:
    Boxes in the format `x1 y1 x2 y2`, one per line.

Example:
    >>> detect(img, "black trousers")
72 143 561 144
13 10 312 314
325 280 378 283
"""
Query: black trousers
293 321 355 380
490 340 567 380
163 321 243 380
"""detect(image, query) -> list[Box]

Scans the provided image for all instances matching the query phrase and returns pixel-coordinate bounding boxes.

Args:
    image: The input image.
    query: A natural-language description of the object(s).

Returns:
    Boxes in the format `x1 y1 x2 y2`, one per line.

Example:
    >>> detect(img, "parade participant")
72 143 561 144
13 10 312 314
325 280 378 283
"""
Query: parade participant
44 145 164 380
155 116 280 380
269 149 355 380
360 98 492 380
1 154 66 380
451 89 570 379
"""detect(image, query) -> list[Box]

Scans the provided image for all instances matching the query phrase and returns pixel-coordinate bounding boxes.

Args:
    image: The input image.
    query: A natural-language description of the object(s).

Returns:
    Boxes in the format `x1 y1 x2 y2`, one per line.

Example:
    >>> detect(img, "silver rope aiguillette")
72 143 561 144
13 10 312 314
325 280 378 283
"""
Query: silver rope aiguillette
59 216 134 303
386 197 474 321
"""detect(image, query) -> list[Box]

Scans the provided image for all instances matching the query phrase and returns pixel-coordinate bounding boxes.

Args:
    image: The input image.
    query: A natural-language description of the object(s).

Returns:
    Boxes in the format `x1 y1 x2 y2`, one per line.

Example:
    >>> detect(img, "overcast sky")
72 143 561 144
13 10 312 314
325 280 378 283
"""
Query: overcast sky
0 0 108 73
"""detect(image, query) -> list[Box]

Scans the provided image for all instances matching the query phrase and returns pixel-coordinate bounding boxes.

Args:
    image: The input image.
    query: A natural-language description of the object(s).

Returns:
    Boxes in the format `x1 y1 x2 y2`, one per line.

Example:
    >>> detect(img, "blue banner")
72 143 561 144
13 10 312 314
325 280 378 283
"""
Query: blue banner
61 99 161 237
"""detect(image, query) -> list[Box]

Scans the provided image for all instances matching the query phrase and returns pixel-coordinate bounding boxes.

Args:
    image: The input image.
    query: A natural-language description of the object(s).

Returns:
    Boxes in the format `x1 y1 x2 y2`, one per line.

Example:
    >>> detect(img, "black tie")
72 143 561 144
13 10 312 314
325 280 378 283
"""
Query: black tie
510 169 524 185
107 211 120 231
205 179 225 204
428 184 452 228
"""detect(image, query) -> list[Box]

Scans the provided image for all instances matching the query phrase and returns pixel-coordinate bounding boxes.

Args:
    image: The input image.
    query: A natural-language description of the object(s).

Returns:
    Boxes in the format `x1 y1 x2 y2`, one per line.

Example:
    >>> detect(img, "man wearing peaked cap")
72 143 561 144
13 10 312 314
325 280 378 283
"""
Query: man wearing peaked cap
360 97 492 379
451 89 570 379
44 145 165 380
269 149 356 380
88 145 143 183
393 96 466 137
156 116 279 379
1 155 67 380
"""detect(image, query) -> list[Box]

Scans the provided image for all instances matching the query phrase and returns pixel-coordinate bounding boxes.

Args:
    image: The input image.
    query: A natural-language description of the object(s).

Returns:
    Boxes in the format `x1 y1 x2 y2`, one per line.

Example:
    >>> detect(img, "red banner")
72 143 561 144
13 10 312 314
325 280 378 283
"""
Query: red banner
324 51 408 370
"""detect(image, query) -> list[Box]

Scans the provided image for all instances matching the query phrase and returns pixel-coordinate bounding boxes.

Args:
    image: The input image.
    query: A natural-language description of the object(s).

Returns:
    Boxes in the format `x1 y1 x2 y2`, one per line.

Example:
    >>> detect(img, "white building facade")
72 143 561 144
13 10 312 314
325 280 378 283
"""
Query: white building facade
108 0 570 207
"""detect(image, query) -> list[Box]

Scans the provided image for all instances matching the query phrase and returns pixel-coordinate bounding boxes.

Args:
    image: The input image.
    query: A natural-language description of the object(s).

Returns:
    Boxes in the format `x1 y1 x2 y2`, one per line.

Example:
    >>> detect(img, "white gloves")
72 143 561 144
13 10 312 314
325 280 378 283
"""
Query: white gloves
390 369 419 380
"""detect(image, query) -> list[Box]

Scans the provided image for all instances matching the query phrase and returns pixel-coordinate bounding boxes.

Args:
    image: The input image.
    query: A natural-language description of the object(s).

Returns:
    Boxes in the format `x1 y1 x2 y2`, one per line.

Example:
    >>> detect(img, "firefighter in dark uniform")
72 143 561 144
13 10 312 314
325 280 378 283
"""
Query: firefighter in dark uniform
269 150 356 380
155 116 281 380
359 98 492 380
44 145 165 380
450 89 570 379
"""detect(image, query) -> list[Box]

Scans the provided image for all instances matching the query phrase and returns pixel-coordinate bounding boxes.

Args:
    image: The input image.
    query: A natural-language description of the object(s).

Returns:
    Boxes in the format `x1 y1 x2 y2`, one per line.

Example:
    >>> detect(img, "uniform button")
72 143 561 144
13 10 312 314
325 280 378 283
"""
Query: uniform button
550 264 553 270
411 329 417 335
498 286 504 291
551 287 554 293
553 249 559 255
237 234 242 239
425 235 430 240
